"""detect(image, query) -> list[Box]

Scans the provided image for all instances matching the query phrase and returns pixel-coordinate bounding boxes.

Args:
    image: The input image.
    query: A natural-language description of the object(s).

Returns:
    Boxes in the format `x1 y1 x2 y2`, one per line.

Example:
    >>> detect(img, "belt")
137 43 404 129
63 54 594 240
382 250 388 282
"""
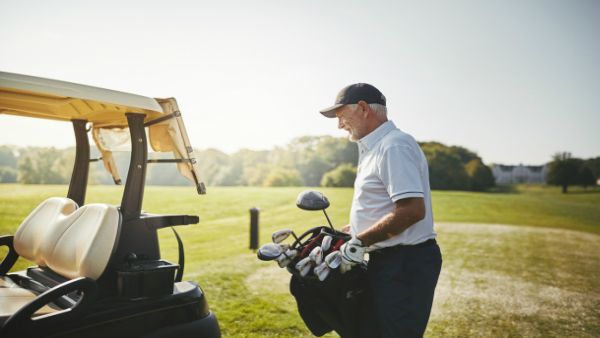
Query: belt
374 238 437 255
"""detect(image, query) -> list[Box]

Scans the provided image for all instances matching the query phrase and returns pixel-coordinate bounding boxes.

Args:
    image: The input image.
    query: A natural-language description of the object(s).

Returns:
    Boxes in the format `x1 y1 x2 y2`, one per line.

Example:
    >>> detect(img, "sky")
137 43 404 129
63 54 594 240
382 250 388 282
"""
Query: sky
1 0 599 165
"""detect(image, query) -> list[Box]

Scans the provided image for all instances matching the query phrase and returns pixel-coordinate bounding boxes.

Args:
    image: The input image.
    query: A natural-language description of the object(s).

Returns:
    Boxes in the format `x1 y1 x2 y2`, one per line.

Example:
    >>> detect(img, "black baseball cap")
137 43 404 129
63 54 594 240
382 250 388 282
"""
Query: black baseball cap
319 83 386 118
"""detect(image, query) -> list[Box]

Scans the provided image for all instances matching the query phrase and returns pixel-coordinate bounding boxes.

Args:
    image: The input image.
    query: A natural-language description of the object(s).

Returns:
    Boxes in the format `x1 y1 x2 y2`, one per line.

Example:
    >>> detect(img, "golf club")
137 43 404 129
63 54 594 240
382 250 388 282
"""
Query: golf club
324 251 342 269
257 243 285 261
309 246 323 266
276 249 298 268
314 262 330 281
296 190 335 231
296 257 312 277
321 235 332 252
272 229 299 244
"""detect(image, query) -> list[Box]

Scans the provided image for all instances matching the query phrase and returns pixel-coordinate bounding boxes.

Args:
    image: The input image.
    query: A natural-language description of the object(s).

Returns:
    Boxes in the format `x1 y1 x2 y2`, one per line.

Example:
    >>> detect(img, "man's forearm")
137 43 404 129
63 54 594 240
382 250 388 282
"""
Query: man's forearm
356 198 425 246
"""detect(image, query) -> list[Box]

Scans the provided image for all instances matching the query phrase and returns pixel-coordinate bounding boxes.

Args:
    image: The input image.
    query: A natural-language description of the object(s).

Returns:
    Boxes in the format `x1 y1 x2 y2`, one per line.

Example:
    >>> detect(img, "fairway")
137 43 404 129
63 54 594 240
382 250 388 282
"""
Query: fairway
1 184 599 337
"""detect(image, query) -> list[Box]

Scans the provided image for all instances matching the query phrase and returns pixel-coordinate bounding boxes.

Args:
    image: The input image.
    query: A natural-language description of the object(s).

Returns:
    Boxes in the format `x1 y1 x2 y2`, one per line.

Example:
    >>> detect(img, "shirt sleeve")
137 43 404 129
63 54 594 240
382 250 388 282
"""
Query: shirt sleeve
378 145 425 202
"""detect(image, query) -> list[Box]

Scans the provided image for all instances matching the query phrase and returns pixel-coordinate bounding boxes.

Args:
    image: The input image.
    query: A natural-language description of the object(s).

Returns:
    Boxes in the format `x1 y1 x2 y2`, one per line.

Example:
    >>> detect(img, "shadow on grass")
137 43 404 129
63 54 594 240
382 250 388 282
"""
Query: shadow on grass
487 184 520 194
564 188 600 194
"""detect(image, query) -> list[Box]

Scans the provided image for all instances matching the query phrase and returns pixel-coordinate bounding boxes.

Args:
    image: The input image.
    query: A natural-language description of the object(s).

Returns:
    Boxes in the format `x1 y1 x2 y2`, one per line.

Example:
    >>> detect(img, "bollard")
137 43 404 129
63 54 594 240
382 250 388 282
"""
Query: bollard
249 207 260 250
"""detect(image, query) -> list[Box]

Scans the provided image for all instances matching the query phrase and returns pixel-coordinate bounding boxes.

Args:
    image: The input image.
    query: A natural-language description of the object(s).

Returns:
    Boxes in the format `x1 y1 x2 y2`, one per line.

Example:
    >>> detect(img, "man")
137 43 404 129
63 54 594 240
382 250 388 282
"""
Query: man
319 83 442 338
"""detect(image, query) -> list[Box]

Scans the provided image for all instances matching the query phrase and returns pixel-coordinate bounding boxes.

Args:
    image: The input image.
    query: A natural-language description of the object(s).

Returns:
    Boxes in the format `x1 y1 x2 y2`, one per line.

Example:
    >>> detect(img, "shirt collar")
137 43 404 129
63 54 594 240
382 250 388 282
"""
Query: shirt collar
357 120 397 151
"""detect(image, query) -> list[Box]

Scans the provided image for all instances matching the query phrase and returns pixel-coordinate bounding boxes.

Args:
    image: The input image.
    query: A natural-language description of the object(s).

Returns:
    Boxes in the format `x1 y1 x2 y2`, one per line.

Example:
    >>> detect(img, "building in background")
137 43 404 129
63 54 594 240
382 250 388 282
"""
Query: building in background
492 164 549 184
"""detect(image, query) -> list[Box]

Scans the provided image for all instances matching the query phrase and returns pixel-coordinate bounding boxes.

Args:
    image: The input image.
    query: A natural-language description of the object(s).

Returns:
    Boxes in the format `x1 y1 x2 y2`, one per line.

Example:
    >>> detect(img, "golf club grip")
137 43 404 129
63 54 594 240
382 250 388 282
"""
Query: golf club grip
301 233 324 258
332 239 344 251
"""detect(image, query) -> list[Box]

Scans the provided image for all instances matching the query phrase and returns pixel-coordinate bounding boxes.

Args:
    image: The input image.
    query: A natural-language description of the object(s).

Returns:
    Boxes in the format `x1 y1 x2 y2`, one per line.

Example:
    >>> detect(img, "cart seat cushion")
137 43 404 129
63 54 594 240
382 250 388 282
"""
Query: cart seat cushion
0 276 62 326
14 197 78 266
14 199 120 281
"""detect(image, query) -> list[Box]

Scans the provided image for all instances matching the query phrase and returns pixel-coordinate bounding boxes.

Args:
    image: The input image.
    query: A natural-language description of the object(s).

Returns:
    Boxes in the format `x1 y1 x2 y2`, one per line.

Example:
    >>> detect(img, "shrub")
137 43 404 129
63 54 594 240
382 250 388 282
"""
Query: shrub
263 168 304 187
320 163 357 187
424 149 469 190
465 159 495 191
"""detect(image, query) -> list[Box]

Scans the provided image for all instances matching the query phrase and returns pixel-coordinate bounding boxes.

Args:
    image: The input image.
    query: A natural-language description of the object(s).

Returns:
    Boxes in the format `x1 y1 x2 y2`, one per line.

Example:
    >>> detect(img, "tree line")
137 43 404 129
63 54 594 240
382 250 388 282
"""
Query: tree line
1 141 598 192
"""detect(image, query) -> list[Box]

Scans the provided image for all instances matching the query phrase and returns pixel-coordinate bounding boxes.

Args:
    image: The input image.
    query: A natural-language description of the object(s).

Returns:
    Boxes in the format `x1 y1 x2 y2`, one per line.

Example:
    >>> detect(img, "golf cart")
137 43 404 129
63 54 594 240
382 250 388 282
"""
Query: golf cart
0 72 221 337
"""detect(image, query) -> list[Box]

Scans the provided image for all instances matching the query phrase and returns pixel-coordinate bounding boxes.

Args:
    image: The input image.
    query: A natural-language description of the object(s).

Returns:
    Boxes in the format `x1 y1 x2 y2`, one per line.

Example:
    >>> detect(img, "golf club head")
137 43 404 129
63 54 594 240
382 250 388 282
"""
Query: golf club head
309 246 323 266
280 243 290 252
296 190 330 211
272 229 293 244
257 243 283 261
314 262 330 281
296 257 312 277
276 249 297 268
321 235 332 252
325 251 342 269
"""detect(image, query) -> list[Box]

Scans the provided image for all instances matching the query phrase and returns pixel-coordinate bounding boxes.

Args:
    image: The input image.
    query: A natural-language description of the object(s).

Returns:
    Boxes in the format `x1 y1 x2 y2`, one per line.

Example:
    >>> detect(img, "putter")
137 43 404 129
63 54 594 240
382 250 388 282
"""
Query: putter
309 246 323 266
296 257 312 277
314 262 330 281
324 251 342 269
321 235 332 252
272 229 299 244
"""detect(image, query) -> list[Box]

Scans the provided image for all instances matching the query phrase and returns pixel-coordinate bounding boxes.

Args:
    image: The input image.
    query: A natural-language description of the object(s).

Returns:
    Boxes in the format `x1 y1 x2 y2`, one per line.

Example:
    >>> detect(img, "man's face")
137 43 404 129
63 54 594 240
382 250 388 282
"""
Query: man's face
336 105 366 142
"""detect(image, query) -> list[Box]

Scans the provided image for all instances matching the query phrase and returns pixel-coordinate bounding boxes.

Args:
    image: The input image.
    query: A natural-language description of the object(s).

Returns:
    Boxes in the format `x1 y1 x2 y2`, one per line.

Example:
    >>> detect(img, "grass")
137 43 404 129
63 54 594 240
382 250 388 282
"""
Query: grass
1 183 599 337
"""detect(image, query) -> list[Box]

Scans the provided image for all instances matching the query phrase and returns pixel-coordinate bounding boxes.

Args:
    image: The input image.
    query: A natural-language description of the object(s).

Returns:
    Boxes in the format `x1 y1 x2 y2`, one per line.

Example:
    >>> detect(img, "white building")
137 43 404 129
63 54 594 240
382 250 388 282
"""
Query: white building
492 164 550 184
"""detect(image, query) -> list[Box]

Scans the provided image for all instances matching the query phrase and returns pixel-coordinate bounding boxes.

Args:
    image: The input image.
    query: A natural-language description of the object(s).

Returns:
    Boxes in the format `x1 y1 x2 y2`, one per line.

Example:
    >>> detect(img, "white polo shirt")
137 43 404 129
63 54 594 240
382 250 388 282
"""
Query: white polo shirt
350 120 436 248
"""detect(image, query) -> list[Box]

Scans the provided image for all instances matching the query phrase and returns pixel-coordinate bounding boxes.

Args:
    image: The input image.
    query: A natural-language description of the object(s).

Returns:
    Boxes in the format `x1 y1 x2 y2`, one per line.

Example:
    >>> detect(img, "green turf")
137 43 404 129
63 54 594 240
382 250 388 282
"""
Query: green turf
0 184 599 337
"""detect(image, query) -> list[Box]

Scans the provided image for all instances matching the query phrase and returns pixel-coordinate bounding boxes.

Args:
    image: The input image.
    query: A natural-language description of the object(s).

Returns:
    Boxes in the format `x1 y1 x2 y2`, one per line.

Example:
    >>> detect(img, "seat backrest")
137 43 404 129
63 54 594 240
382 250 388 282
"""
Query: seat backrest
14 198 78 266
14 198 120 281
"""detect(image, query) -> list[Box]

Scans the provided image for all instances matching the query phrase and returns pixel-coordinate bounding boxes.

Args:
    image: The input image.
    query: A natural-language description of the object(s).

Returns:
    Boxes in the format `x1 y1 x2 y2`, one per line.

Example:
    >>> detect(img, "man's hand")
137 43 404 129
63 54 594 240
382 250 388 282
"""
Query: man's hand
341 225 351 234
340 237 366 274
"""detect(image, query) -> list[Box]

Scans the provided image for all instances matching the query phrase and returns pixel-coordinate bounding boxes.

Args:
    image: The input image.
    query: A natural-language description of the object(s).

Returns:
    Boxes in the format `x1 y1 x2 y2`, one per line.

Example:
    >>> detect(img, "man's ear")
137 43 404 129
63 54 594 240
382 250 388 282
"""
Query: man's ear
357 101 369 117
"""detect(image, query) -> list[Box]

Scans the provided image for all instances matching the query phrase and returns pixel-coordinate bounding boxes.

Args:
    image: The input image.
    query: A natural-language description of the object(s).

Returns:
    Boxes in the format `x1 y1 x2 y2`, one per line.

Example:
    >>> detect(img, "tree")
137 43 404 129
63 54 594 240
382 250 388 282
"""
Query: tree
0 166 18 183
263 168 304 187
16 148 70 184
321 163 357 187
547 152 581 193
0 146 17 168
423 148 469 190
580 166 596 189
583 157 600 182
17 156 37 184
465 159 495 191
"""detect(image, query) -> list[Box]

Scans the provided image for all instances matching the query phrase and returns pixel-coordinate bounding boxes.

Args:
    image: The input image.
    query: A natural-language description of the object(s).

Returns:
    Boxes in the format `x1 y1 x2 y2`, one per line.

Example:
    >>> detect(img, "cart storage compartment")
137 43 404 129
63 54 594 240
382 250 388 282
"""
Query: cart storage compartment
116 260 179 300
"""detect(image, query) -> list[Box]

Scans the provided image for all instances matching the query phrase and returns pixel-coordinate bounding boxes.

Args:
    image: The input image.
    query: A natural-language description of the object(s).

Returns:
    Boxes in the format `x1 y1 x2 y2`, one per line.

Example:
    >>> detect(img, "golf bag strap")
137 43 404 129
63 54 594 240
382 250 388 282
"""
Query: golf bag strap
171 227 185 283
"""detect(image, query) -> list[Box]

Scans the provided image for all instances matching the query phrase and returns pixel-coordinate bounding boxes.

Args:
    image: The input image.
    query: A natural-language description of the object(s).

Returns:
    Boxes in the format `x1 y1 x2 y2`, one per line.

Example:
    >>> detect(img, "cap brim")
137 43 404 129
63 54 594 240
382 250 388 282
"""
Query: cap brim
319 104 343 118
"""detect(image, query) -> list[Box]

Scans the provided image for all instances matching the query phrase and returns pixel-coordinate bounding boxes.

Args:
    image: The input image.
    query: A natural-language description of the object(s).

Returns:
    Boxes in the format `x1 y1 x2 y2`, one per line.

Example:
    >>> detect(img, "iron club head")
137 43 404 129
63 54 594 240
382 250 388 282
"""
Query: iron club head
296 257 312 277
309 246 323 266
272 229 298 244
321 235 332 252
276 249 298 268
314 262 330 281
324 251 342 269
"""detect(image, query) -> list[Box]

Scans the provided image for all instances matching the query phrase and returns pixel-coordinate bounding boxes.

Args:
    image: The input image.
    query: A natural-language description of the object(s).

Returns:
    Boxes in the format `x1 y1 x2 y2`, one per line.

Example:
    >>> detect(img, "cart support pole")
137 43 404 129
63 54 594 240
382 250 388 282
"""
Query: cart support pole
121 113 148 222
67 120 90 207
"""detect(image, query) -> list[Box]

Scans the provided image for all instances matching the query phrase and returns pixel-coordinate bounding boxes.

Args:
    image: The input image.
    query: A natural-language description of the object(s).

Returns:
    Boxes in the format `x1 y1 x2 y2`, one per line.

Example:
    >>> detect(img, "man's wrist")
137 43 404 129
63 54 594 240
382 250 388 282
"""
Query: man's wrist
355 234 366 247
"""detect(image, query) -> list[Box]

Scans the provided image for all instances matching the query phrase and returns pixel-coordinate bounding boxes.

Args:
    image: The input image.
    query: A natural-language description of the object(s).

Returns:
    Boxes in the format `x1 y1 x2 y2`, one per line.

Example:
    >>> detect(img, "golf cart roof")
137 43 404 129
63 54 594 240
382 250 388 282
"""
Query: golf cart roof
0 71 206 195
0 71 165 125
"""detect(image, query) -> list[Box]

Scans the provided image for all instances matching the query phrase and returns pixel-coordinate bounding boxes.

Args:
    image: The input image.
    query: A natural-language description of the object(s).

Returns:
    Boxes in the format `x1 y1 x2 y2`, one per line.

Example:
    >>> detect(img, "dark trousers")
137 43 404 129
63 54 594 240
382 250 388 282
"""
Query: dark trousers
367 243 442 338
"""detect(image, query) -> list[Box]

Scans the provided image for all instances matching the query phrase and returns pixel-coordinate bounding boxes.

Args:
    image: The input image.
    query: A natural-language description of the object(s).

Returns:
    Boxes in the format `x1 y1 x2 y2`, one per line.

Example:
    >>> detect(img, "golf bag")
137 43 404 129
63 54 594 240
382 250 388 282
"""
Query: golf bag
286 227 381 338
